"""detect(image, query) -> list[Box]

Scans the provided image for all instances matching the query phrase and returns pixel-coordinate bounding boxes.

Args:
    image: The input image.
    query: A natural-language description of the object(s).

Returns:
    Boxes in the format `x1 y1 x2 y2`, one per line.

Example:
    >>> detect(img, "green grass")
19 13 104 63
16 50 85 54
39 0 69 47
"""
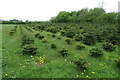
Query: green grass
2 24 119 78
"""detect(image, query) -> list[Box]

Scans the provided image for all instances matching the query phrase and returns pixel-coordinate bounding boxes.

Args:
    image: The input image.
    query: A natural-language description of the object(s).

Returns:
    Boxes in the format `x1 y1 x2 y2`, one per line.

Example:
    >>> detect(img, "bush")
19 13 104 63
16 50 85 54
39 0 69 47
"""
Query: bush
89 47 103 57
22 35 34 46
66 31 75 38
51 44 57 49
82 33 97 45
42 38 48 43
116 58 120 68
9 29 15 36
74 58 88 70
65 38 72 44
74 34 83 41
60 30 66 36
96 34 103 42
114 57 120 68
47 27 58 33
59 48 68 57
76 45 85 50
102 42 116 51
35 33 40 38
52 34 56 38
22 44 37 55
57 37 61 40
35 33 44 40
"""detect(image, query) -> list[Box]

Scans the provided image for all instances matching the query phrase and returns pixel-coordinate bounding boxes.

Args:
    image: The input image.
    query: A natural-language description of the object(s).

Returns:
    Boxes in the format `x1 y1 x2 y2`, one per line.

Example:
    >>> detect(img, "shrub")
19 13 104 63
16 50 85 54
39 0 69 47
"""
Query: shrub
107 36 118 45
74 34 83 41
116 58 120 68
59 48 68 57
89 47 103 57
42 38 48 43
60 30 66 36
65 38 72 44
66 31 75 38
35 33 44 39
82 33 97 45
102 42 116 51
47 27 58 33
76 45 85 50
35 33 40 38
74 58 88 70
57 37 61 40
22 35 34 46
51 44 57 49
96 34 103 42
38 26 45 30
9 29 15 36
22 44 37 55
52 34 56 38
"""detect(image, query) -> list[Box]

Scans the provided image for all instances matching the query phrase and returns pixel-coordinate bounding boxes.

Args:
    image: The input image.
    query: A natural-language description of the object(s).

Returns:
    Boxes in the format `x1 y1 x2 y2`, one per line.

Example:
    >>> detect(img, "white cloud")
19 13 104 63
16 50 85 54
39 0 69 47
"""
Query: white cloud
0 0 119 21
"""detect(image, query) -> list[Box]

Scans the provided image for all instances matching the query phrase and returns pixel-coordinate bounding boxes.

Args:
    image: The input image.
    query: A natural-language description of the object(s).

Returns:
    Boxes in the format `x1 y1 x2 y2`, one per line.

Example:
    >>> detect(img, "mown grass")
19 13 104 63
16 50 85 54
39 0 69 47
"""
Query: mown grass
2 24 119 78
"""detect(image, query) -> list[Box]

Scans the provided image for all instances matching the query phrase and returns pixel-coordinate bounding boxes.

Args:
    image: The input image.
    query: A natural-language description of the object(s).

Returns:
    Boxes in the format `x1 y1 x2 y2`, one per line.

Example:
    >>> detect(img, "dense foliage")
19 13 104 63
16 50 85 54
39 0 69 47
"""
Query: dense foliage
50 8 117 24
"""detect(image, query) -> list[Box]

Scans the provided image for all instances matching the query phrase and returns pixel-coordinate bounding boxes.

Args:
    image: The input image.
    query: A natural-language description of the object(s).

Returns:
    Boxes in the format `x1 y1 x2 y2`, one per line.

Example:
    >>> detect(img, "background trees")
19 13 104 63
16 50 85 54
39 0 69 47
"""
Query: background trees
50 8 117 24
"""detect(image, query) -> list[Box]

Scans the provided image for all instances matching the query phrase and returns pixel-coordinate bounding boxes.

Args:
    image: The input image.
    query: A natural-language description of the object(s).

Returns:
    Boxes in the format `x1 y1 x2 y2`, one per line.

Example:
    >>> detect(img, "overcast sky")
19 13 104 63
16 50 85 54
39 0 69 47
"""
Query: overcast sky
0 0 119 21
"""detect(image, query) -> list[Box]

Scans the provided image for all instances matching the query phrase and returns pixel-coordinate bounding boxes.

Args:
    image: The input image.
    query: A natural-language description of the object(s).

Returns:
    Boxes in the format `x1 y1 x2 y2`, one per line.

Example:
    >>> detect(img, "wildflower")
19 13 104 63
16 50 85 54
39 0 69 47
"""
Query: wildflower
5 74 8 76
40 60 42 62
88 77 91 78
83 70 86 72
91 72 95 74
76 75 79 77
23 66 25 67
32 58 34 60
81 73 84 75
86 75 89 78
65 59 67 61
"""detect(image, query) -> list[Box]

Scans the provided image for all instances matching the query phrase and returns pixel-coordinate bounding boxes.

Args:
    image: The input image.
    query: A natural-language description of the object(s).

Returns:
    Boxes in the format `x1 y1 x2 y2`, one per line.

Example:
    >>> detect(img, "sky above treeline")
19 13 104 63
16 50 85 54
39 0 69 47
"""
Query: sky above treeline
0 0 119 21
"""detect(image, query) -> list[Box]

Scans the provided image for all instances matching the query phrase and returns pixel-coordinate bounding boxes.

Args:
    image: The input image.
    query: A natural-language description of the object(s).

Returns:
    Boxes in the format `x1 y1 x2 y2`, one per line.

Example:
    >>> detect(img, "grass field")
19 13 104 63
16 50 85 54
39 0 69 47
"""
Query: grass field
2 24 119 78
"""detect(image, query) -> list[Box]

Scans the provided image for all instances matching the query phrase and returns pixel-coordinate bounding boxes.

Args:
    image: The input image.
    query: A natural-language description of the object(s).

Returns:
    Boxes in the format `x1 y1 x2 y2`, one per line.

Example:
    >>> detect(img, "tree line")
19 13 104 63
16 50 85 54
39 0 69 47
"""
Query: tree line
50 8 118 24
1 8 118 24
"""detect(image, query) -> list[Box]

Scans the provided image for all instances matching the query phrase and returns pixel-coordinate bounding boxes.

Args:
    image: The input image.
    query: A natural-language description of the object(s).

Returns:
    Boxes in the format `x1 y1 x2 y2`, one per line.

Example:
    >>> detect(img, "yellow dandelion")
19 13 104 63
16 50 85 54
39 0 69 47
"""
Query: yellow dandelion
41 61 44 63
88 77 91 78
40 60 43 62
91 72 95 74
23 66 25 67
86 75 89 78
5 74 8 76
32 58 34 60
76 75 79 77
83 70 86 72
81 73 84 75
